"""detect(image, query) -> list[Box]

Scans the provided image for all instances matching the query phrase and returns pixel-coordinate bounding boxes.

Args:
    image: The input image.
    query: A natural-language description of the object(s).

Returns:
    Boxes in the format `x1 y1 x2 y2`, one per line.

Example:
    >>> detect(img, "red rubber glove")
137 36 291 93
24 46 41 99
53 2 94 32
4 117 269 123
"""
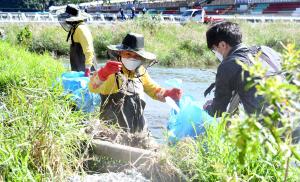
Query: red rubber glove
98 60 122 81
84 68 91 77
163 88 183 101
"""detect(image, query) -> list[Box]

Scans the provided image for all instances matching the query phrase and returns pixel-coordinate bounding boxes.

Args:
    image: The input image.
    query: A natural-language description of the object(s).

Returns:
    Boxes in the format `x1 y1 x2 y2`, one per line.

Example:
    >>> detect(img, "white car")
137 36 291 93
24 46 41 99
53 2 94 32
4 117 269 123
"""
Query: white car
180 9 205 24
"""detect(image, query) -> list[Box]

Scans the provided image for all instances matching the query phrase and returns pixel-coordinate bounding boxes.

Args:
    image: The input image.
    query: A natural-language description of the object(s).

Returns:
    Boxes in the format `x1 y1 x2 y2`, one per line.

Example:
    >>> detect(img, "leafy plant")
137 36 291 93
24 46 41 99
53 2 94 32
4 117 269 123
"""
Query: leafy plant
16 26 32 48
169 44 300 181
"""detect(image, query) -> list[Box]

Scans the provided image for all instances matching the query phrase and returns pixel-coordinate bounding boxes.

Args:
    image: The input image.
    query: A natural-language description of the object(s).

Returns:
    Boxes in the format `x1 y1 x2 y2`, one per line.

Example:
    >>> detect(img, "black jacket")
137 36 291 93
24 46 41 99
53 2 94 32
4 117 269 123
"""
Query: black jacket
205 44 264 117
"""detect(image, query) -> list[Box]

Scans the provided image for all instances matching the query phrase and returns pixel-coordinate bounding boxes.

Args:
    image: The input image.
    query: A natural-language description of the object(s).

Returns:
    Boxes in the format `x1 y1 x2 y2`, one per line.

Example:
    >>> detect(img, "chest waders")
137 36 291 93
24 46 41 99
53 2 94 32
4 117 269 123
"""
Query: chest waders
100 72 146 133
67 25 95 72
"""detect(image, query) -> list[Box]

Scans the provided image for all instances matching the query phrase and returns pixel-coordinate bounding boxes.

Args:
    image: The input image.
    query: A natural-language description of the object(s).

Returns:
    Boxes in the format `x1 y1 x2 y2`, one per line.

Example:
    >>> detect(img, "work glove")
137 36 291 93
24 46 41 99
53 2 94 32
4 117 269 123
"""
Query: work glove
163 88 183 101
203 99 213 110
84 68 91 77
97 60 122 81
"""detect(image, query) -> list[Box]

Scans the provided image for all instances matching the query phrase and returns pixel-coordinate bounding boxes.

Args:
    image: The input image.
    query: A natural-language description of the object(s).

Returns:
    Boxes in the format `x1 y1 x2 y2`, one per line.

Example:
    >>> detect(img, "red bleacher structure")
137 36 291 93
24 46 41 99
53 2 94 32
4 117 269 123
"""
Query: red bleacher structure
87 0 300 16
263 2 300 14
203 0 300 15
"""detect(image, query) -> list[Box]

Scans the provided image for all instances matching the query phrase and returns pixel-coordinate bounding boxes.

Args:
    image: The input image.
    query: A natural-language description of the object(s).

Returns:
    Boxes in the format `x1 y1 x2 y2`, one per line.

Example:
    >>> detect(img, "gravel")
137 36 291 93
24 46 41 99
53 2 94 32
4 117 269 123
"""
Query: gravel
69 169 150 182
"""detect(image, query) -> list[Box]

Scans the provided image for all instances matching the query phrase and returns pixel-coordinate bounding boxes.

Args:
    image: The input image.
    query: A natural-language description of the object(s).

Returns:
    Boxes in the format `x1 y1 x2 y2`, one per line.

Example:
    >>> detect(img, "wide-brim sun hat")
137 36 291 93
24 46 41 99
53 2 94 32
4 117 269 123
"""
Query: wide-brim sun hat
58 4 89 23
65 12 89 22
107 33 156 61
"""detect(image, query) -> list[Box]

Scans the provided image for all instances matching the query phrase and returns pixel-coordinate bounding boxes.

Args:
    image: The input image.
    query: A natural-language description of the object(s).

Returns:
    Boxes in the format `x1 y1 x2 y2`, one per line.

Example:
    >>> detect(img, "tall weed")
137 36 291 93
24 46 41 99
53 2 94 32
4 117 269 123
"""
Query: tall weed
0 41 88 180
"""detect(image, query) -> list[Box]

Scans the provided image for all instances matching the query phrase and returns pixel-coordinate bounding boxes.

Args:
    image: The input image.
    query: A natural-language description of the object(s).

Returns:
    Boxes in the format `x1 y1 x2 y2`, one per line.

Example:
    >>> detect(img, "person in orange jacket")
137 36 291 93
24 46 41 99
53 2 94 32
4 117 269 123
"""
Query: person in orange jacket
58 4 95 77
89 33 182 133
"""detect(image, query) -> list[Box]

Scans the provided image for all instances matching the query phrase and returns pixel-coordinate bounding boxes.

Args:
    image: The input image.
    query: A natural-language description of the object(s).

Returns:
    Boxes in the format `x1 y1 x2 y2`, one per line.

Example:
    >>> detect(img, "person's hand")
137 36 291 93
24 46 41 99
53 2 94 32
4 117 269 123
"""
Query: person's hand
203 99 213 110
98 60 122 81
163 88 183 101
84 68 91 77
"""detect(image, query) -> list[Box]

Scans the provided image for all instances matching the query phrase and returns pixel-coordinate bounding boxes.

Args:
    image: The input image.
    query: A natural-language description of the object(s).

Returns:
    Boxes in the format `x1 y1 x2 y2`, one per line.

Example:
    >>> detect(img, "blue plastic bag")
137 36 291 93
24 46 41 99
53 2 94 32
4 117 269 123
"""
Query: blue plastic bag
72 88 101 113
61 71 101 112
61 71 89 91
167 95 213 143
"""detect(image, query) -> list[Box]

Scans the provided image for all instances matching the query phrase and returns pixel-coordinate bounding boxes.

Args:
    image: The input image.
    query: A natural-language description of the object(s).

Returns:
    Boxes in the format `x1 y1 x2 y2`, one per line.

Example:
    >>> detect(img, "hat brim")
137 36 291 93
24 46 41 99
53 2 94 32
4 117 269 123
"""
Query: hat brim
58 12 89 22
107 44 156 61
57 12 71 21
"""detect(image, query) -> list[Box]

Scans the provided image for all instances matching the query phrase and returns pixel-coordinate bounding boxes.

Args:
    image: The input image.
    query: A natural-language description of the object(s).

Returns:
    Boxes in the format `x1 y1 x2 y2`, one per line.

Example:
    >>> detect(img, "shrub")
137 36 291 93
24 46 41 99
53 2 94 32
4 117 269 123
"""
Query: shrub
30 26 69 56
93 30 126 58
134 15 162 35
16 25 32 48
169 44 300 181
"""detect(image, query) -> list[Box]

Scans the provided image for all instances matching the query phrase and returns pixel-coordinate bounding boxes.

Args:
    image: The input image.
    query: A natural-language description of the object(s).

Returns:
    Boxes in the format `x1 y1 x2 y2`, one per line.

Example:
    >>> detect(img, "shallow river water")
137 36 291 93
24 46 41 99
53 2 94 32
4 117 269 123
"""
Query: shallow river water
143 66 215 142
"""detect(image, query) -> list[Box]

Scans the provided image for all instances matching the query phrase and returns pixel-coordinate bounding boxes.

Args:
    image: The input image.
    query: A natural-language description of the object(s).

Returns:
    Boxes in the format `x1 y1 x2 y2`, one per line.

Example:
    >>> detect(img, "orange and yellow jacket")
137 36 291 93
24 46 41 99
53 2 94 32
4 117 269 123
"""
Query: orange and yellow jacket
88 65 165 101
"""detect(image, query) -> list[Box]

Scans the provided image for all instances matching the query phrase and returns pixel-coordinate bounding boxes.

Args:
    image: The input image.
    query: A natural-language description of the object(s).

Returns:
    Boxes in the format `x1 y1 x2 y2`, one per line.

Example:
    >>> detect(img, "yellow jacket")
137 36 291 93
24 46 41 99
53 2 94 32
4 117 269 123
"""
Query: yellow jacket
72 23 94 68
89 66 163 101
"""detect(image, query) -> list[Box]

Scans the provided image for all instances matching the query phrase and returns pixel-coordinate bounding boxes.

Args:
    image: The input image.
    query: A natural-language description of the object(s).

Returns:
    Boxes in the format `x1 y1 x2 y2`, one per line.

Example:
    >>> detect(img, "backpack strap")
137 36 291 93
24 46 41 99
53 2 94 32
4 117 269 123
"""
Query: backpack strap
115 73 121 90
115 70 126 91
227 92 240 114
66 24 80 43
204 82 215 97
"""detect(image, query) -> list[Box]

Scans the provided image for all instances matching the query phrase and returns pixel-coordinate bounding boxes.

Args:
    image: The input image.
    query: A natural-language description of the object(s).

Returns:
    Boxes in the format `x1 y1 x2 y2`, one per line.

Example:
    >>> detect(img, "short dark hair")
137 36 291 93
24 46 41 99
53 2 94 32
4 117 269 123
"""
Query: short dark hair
206 21 242 50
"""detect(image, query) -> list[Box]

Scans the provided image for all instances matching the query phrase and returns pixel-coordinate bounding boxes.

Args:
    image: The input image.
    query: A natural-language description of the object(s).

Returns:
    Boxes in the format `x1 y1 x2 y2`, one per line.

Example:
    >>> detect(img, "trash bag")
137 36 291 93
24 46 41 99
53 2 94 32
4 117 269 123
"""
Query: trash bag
61 71 89 91
72 88 101 113
61 71 101 112
167 95 213 144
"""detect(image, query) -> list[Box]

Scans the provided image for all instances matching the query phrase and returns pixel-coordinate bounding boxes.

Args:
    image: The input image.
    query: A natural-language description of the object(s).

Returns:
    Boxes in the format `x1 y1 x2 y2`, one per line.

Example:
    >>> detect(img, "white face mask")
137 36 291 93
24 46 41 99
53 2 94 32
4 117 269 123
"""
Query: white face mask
122 58 142 71
212 50 223 62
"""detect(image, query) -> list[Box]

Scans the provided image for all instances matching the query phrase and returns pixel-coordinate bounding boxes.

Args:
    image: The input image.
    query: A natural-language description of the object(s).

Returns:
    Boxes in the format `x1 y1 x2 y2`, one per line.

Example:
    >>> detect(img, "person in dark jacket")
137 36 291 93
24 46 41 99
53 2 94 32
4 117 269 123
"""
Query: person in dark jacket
203 21 265 117
120 8 126 20
131 6 136 19
142 7 147 15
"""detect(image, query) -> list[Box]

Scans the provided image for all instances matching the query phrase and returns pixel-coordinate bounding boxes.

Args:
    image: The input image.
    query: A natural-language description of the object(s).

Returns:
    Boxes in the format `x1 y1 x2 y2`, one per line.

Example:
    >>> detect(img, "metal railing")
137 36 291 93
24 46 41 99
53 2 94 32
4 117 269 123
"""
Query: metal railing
210 14 300 22
0 12 299 24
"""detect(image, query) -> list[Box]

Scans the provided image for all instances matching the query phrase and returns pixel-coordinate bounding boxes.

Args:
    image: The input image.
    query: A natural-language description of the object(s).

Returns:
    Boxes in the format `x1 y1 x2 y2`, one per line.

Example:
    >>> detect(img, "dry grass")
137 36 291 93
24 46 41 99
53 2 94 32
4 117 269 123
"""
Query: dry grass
85 119 158 150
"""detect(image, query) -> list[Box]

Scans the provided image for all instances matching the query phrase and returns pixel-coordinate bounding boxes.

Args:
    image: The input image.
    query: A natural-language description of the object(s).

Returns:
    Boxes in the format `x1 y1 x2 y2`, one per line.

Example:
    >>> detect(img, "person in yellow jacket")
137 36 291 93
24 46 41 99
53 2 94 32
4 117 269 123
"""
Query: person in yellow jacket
58 4 95 77
89 33 183 133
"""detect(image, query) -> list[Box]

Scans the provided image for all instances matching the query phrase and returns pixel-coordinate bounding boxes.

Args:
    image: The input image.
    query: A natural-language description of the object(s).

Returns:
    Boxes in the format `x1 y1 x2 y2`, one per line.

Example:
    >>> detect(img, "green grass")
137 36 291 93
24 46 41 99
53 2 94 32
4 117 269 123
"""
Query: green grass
238 21 300 51
168 118 300 181
2 20 300 67
0 41 89 180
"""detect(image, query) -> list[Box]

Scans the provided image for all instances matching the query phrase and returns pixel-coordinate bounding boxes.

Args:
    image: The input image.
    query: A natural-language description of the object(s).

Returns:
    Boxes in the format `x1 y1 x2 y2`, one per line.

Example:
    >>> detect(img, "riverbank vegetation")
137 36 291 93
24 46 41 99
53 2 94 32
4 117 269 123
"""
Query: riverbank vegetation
1 19 300 67
0 41 91 180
